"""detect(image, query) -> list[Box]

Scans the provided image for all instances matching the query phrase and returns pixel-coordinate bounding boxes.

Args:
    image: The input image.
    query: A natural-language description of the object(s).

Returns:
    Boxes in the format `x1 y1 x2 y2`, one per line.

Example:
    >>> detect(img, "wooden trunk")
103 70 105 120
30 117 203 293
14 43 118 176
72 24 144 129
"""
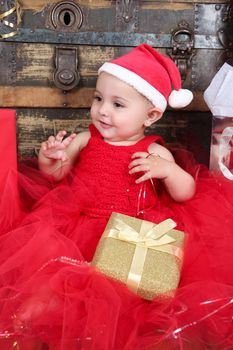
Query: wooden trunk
0 0 232 165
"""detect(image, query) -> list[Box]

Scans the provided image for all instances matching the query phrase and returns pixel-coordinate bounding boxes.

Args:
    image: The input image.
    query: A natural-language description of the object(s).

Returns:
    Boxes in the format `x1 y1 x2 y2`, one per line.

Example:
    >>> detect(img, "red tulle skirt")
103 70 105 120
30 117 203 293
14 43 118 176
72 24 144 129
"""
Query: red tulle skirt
0 155 233 350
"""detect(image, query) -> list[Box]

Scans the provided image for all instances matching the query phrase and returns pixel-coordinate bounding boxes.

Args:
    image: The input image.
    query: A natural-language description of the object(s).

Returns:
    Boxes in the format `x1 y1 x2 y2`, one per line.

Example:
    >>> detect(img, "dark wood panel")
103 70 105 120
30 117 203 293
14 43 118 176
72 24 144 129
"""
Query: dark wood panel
15 108 211 166
19 1 196 34
186 112 212 166
0 41 226 93
16 108 91 157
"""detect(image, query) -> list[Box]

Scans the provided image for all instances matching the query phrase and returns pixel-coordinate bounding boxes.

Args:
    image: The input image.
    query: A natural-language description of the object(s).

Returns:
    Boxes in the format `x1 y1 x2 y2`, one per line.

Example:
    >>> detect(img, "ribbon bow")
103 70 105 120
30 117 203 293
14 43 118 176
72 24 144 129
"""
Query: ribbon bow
106 214 183 293
107 217 179 253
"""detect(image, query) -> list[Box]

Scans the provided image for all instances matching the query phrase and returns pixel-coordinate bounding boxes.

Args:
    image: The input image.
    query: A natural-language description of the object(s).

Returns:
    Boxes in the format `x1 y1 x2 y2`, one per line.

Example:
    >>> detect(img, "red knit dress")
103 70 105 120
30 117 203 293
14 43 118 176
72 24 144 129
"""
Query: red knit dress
0 123 233 350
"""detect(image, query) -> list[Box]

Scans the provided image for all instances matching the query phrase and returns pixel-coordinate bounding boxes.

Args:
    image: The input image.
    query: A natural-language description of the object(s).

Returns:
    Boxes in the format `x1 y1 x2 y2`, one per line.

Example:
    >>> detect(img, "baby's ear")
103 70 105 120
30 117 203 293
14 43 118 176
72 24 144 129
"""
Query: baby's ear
144 108 163 127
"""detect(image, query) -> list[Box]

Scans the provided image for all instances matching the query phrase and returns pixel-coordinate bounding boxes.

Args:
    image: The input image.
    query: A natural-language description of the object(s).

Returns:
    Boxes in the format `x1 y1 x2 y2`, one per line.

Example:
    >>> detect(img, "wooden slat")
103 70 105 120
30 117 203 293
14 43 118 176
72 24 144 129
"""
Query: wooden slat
0 86 94 108
19 0 112 11
19 0 229 11
0 86 209 111
142 2 193 10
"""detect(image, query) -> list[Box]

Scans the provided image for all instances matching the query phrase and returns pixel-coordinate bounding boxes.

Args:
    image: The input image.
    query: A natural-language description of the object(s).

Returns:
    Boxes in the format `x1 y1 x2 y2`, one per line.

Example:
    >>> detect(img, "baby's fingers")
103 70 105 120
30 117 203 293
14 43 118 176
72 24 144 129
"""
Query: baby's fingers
46 135 57 148
62 133 77 147
55 130 67 142
41 141 49 151
45 131 67 148
129 157 147 170
129 160 152 183
129 163 149 175
131 152 149 160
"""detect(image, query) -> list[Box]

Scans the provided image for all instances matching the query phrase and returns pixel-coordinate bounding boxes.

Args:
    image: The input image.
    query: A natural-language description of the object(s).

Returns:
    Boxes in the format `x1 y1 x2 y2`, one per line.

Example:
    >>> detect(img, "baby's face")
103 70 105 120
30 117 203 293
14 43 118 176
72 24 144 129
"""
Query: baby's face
90 72 153 145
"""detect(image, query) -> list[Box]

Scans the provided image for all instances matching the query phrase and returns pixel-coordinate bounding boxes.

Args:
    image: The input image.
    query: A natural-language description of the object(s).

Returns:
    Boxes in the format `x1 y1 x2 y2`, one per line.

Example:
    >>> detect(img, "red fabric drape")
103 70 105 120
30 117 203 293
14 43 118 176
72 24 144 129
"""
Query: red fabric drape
0 109 17 182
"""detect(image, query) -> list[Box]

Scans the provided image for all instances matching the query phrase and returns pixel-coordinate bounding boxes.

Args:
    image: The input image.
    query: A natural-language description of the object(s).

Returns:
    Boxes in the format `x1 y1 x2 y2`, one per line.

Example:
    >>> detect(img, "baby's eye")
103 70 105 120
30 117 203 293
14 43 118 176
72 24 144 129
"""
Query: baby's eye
114 102 124 108
94 95 102 102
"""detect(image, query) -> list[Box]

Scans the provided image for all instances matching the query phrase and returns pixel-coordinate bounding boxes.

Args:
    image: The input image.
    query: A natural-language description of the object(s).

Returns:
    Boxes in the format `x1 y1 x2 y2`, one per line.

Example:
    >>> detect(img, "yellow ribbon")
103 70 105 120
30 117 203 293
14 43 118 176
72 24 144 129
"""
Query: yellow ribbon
0 3 20 40
0 6 16 20
106 215 183 293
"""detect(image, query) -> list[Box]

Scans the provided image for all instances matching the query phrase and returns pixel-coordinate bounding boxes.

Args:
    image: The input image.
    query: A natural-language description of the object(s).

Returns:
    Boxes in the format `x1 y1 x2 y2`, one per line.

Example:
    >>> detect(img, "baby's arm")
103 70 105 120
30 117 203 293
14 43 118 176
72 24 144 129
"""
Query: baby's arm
38 130 90 181
129 143 195 202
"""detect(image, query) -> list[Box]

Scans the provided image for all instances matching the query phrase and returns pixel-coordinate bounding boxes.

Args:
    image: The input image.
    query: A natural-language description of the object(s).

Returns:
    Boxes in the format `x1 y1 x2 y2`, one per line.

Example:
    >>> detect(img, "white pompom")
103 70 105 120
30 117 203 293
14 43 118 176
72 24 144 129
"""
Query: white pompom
168 89 193 108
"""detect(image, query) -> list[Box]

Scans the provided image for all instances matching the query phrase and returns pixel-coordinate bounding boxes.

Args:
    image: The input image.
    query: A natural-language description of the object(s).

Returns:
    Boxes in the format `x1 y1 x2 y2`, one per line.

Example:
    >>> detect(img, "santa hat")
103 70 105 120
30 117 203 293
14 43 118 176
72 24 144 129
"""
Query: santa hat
98 44 193 112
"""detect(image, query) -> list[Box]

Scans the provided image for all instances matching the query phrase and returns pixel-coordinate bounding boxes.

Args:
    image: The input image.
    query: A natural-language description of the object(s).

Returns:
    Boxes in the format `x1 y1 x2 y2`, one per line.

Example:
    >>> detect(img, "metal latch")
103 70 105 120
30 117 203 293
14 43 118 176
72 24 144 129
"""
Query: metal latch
54 46 80 91
167 21 196 81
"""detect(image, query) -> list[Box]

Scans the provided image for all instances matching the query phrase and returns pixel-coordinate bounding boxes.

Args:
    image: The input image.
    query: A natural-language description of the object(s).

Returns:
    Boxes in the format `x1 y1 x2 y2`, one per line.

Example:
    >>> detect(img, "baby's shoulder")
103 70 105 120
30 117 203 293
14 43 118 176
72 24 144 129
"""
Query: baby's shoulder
67 131 91 160
148 142 174 161
76 130 91 148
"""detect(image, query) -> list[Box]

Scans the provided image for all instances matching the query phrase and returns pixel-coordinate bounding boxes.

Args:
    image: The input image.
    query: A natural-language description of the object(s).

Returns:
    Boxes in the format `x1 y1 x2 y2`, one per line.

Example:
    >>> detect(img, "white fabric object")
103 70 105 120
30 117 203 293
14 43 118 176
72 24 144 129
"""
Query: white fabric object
168 89 193 109
204 63 233 117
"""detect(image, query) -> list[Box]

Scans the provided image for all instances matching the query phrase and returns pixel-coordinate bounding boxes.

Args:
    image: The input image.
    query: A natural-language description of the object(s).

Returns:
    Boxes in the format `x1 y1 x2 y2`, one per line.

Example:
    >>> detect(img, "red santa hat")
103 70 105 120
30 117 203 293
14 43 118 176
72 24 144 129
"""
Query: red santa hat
98 43 193 112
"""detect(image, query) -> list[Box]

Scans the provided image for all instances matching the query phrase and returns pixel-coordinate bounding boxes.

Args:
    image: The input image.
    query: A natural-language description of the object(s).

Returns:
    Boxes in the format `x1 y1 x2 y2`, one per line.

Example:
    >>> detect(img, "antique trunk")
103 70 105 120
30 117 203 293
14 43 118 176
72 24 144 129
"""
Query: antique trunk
0 0 232 166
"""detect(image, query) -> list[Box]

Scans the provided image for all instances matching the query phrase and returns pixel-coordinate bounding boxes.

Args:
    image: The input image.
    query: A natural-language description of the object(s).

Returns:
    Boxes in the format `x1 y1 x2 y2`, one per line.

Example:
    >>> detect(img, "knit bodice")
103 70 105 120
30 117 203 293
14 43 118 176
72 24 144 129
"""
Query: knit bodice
72 124 163 218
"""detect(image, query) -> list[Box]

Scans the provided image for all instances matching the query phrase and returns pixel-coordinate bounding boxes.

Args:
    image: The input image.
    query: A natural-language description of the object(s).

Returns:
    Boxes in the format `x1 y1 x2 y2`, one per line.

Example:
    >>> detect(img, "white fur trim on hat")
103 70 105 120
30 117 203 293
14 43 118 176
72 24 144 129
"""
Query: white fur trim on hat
98 62 167 112
168 89 193 109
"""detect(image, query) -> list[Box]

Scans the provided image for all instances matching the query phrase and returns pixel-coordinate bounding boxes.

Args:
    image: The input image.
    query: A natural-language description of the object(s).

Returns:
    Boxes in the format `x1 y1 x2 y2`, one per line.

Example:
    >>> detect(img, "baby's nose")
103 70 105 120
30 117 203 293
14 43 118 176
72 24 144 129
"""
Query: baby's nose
99 102 110 116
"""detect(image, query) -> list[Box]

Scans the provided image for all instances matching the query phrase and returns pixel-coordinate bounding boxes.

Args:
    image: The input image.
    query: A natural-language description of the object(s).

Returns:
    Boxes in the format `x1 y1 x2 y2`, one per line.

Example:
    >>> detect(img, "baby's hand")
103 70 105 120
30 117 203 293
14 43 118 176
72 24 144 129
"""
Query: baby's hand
129 151 174 184
40 130 76 161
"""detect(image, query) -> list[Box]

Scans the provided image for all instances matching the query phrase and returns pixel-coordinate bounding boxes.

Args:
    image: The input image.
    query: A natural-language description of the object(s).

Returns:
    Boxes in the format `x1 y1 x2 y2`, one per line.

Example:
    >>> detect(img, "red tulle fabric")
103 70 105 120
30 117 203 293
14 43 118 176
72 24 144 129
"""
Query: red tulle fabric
0 118 233 350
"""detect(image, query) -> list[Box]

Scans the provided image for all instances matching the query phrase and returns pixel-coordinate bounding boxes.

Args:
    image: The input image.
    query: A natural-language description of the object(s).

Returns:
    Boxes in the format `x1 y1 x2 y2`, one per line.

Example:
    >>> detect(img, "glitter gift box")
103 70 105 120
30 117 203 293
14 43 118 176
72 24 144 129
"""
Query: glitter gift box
92 212 185 301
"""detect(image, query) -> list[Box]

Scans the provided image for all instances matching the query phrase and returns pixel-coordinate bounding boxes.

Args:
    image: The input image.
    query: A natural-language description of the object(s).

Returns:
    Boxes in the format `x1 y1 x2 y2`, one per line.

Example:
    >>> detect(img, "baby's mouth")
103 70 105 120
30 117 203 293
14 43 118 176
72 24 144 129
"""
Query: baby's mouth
99 120 112 128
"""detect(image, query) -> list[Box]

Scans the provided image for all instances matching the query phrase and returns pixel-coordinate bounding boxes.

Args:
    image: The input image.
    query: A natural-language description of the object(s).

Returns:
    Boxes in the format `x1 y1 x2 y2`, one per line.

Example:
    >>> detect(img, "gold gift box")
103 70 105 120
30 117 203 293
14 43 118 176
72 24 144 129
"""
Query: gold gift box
92 212 185 301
